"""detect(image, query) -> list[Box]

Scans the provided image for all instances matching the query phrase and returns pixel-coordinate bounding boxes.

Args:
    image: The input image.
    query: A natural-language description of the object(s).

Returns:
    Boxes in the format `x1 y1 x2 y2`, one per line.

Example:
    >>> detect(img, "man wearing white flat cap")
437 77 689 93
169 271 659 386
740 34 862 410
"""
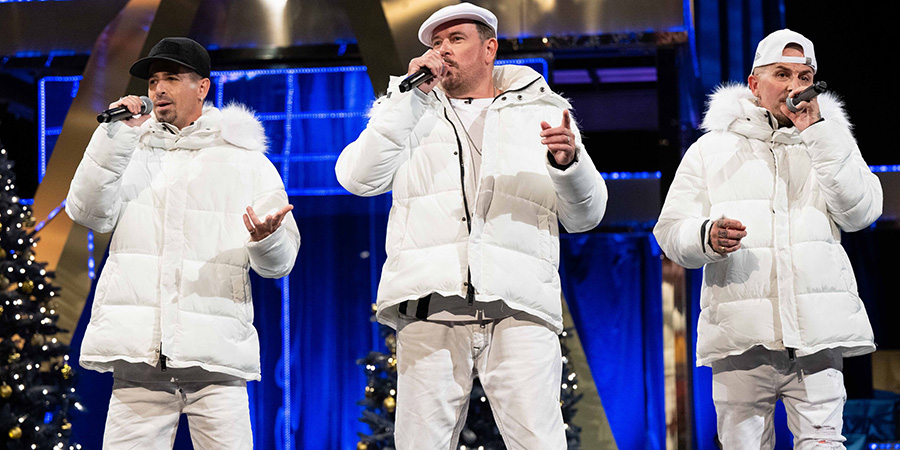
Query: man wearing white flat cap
654 29 882 448
337 3 606 449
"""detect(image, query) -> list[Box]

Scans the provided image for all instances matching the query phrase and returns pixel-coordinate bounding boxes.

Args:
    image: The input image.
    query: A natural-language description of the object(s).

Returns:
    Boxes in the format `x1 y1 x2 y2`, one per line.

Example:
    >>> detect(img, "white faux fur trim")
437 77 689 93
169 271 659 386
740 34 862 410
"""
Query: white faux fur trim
701 83 851 134
219 103 269 152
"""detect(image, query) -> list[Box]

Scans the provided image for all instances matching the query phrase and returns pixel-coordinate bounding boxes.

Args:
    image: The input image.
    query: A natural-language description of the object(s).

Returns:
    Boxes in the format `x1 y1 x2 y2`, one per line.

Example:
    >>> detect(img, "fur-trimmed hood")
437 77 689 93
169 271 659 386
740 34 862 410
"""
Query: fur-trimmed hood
700 83 852 136
143 103 268 152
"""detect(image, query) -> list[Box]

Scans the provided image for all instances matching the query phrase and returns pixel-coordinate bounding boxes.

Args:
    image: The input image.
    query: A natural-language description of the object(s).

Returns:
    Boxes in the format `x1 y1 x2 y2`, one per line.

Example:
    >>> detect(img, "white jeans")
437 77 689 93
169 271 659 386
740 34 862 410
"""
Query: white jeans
712 346 847 449
103 378 252 450
394 312 566 450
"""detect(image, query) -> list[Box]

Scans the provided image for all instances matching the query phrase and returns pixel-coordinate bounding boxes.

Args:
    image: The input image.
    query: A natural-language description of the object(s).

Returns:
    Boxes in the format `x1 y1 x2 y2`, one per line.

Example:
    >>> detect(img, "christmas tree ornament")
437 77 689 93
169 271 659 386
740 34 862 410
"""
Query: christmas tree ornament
384 333 396 353
61 364 73 380
383 396 396 413
19 279 34 294
0 275 9 289
11 333 25 350
0 384 12 398
61 421 72 430
8 425 23 439
356 441 369 450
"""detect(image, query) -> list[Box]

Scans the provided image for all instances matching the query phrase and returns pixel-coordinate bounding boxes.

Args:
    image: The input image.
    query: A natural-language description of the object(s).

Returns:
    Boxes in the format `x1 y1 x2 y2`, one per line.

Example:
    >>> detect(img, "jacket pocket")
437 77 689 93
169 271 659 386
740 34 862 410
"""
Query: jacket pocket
833 245 858 294
230 273 252 322
537 213 559 265
385 206 408 266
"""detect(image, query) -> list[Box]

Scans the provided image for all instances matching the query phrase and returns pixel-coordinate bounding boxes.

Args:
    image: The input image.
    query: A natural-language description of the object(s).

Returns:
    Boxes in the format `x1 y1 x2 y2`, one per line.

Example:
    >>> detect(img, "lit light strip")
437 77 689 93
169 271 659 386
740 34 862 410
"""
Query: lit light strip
211 66 367 81
87 230 95 279
281 276 291 450
600 171 662 180
33 199 66 233
215 76 225 108
869 165 900 173
256 111 368 121
282 72 294 450
266 154 338 163
37 75 81 183
286 188 352 197
497 57 550 80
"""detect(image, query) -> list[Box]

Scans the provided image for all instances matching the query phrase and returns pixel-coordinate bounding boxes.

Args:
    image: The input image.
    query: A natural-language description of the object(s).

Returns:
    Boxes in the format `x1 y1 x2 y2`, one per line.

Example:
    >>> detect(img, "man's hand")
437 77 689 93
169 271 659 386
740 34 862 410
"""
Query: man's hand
782 90 821 132
243 205 294 242
709 217 747 254
407 49 445 94
540 110 576 166
109 95 152 128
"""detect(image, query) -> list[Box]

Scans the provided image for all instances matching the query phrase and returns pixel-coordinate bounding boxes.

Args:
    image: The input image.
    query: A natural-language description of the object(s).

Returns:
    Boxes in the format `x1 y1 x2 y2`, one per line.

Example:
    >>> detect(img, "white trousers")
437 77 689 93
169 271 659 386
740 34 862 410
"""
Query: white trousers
102 378 252 450
394 312 566 450
712 346 847 450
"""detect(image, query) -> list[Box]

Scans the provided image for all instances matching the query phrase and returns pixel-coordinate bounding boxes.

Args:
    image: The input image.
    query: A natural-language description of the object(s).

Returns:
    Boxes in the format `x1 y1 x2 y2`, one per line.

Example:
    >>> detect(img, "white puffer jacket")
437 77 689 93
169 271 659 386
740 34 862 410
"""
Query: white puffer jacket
66 104 301 381
336 65 607 333
654 84 882 366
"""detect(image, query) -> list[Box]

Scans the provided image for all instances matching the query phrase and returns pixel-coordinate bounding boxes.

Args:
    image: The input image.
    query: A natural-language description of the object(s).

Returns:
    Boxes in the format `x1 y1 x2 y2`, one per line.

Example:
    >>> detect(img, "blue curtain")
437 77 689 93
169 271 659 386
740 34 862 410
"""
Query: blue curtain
558 232 665 449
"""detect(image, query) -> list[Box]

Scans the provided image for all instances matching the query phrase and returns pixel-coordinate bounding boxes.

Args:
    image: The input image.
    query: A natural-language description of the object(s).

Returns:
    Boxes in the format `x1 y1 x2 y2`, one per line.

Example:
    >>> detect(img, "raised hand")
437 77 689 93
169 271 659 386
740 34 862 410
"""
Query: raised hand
243 205 294 242
540 110 576 166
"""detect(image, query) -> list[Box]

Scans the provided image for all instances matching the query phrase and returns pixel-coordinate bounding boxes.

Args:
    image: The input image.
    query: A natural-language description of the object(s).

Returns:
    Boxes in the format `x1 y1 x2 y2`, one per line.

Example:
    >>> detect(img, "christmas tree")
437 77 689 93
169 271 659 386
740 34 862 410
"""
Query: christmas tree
356 305 582 450
0 143 82 450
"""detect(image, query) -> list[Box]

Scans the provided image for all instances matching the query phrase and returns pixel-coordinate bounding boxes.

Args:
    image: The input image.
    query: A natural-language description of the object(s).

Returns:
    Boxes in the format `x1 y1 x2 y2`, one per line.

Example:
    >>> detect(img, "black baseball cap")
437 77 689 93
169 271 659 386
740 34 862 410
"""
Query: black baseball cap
129 37 211 80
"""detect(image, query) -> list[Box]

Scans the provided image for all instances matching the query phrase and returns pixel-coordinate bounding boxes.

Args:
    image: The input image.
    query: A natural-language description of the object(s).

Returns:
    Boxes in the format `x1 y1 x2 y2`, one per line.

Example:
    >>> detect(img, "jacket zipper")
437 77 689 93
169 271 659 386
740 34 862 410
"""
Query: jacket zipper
441 104 475 305
434 77 542 307
158 343 167 372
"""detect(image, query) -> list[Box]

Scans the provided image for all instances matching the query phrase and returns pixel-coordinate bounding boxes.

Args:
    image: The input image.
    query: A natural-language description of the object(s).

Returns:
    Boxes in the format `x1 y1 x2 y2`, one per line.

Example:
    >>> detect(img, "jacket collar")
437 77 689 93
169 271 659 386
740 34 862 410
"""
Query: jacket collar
142 103 268 152
701 82 851 145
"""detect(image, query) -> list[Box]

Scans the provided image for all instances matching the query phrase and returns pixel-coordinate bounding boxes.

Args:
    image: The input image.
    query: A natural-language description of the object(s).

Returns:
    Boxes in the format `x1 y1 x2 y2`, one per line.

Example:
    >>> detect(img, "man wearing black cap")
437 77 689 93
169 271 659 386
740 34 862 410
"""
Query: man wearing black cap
66 37 301 448
337 3 606 449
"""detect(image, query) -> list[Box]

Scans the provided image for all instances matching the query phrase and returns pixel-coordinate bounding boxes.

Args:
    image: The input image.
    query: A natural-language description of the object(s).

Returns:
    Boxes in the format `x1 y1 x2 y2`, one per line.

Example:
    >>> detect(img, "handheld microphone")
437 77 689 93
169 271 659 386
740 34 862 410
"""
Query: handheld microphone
786 81 827 113
399 68 434 93
97 96 154 123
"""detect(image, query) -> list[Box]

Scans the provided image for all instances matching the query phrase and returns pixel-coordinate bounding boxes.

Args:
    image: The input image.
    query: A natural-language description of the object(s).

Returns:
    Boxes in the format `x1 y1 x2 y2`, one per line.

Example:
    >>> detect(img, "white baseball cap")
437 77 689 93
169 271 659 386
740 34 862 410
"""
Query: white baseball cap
418 2 498 46
752 29 817 74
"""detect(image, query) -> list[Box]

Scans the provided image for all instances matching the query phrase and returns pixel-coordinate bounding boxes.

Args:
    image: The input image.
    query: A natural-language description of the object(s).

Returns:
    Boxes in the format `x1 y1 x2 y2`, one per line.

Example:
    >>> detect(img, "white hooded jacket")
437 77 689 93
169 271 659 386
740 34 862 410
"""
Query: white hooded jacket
66 104 301 381
336 65 607 333
654 84 882 366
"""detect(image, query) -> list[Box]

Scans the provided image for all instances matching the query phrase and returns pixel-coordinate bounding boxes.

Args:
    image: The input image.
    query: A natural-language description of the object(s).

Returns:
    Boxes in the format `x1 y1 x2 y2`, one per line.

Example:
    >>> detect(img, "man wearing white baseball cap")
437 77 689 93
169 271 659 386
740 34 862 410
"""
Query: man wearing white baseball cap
337 2 606 449
654 28 882 449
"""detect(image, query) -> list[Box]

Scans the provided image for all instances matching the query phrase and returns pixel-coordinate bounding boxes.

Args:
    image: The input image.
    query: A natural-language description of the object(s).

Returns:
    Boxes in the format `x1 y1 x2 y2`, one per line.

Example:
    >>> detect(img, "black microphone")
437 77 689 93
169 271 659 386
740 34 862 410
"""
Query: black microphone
786 81 827 113
399 68 434 93
97 96 154 123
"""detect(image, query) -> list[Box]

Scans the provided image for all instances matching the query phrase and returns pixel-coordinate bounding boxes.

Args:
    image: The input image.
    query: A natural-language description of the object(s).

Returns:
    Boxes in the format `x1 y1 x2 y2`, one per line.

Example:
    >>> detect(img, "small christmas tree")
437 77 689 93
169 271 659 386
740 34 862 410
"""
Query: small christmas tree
0 143 82 450
356 304 582 450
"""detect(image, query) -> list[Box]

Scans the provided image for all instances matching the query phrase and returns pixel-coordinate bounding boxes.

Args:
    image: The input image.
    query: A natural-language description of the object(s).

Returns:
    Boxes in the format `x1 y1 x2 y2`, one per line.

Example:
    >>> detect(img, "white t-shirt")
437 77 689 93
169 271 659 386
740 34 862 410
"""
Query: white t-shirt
407 97 512 322
448 97 491 203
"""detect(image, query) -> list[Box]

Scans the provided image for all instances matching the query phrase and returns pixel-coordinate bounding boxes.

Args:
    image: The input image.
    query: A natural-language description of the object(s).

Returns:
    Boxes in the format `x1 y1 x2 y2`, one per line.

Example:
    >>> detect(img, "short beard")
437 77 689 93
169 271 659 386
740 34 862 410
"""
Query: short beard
156 109 177 125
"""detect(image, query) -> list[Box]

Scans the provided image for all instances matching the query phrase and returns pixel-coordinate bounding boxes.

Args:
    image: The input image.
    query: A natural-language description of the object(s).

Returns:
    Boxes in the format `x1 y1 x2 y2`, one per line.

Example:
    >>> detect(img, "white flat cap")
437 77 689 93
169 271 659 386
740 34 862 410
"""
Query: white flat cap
418 2 498 46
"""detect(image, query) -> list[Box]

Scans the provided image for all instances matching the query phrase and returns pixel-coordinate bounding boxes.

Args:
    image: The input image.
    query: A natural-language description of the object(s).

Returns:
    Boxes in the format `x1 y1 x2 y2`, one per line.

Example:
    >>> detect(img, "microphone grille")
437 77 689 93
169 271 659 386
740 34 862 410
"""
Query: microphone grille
139 96 154 114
